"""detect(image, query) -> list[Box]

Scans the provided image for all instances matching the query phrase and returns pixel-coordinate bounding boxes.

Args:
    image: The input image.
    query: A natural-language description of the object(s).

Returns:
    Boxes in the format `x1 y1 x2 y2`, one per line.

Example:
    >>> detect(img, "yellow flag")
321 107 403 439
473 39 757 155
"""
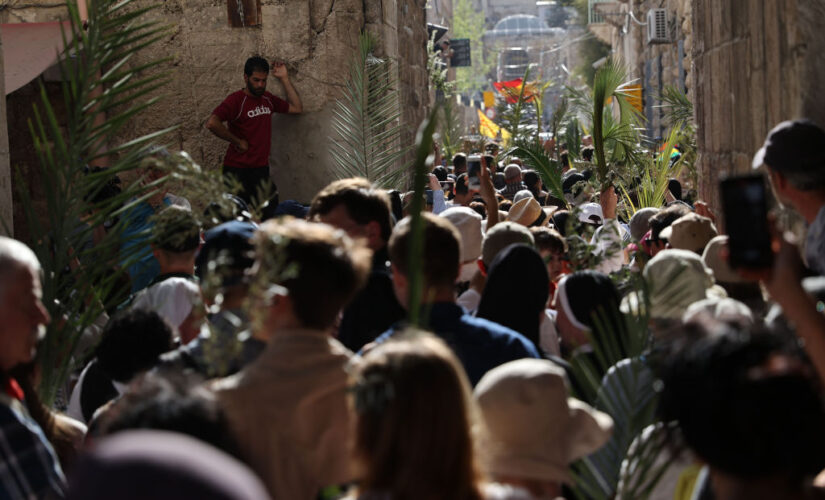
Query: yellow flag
483 91 495 109
477 109 512 145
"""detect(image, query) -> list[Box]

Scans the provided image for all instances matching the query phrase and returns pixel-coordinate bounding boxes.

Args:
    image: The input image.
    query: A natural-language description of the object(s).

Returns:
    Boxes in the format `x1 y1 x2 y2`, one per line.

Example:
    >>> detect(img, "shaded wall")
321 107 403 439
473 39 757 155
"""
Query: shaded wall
116 0 429 203
691 0 825 207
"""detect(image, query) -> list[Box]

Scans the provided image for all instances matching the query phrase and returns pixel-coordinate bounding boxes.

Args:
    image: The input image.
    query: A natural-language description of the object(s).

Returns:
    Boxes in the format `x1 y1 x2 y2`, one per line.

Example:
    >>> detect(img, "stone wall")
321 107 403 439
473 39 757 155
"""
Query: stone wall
690 0 825 207
7 0 429 212
125 0 428 202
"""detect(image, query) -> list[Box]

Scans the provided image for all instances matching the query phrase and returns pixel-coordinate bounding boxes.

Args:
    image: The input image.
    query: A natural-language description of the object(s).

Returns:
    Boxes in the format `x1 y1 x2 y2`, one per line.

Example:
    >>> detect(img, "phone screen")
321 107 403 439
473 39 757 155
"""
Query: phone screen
720 174 773 268
425 189 434 205
467 156 482 190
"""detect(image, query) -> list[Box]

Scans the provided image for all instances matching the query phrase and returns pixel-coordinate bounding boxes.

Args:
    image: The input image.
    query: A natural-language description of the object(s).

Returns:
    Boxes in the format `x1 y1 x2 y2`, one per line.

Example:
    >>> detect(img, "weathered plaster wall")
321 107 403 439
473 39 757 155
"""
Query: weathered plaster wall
690 0 825 207
115 0 428 203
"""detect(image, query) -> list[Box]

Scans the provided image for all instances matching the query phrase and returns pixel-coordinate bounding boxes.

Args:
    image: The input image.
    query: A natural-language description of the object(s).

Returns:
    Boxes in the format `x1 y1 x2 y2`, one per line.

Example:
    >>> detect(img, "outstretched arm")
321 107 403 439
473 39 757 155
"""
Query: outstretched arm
272 62 303 114
205 114 248 152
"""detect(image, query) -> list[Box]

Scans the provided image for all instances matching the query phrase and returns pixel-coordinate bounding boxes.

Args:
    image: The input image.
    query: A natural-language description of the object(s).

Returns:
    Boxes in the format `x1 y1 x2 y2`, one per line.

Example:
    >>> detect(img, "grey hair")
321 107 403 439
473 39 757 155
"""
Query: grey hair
0 237 41 298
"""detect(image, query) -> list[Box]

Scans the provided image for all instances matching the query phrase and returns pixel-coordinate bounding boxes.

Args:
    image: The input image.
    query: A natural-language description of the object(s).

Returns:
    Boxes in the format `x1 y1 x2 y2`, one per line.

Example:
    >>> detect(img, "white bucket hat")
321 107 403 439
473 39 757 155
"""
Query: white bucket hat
475 359 614 484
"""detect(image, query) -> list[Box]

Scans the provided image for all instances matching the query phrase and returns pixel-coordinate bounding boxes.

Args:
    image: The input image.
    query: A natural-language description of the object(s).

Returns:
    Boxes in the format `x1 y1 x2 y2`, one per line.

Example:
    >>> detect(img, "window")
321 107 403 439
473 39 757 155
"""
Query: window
227 0 261 27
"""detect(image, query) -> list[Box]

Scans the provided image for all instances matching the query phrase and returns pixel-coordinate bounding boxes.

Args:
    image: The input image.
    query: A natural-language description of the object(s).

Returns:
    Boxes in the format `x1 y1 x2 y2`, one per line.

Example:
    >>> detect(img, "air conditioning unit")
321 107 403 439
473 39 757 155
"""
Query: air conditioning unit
647 8 669 44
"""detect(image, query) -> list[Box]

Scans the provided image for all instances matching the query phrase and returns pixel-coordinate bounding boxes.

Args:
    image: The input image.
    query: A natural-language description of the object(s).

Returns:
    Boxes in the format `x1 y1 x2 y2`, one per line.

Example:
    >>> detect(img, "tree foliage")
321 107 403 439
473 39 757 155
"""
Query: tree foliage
451 0 495 93
20 0 174 404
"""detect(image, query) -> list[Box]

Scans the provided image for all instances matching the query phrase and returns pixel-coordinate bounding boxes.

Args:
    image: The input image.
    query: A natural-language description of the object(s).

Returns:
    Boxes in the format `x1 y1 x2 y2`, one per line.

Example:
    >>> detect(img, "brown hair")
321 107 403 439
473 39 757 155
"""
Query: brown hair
530 226 567 254
351 333 484 500
388 212 461 289
252 218 371 329
308 178 393 242
649 203 691 240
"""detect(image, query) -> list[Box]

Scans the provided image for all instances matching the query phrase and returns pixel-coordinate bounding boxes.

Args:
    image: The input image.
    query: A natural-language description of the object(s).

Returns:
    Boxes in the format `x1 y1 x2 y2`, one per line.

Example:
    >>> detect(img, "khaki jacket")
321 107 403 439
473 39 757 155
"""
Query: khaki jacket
214 328 355 499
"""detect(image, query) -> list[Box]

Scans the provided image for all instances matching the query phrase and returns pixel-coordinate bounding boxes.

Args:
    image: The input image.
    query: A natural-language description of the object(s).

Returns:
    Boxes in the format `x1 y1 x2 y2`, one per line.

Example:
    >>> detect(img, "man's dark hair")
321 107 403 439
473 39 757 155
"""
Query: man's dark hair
530 226 567 254
648 203 691 240
667 178 682 200
388 212 460 290
96 310 174 382
580 146 595 162
95 370 239 457
244 56 269 76
432 166 448 182
253 219 371 329
469 201 487 219
658 326 825 480
523 170 541 190
308 178 394 242
455 173 469 196
452 153 467 173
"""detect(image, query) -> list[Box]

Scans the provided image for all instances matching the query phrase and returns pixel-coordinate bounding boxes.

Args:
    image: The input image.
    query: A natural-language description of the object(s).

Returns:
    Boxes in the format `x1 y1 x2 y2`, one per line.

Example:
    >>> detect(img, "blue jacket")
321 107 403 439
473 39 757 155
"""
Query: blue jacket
372 302 541 386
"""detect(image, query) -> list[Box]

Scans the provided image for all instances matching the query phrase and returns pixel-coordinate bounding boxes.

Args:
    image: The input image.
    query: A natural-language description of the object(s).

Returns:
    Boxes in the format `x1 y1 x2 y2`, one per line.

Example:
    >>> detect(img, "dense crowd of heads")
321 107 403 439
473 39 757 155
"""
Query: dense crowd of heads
1 118 825 500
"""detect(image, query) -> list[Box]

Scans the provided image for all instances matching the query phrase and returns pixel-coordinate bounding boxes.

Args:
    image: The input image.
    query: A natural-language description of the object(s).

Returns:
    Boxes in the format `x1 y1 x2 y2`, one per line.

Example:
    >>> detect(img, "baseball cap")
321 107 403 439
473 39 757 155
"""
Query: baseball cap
195 220 257 284
659 213 717 254
577 202 603 225
752 120 825 188
629 207 659 242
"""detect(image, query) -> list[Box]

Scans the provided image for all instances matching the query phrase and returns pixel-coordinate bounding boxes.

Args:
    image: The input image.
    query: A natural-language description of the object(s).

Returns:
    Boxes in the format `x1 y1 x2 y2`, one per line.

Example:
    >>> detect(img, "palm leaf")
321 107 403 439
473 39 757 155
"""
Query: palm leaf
406 107 439 328
568 60 643 189
329 31 409 188
15 0 174 405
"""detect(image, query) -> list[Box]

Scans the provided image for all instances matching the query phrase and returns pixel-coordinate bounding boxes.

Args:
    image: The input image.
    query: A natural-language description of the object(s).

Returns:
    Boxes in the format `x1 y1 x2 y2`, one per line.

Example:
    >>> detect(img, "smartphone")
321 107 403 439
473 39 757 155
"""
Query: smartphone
467 155 482 190
720 174 773 268
484 155 496 172
425 189 434 205
440 180 454 191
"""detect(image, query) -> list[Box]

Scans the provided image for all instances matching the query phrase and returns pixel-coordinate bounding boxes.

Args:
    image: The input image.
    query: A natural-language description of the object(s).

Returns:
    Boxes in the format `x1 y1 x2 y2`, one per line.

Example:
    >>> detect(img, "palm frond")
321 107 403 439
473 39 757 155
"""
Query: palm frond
575 60 643 189
329 31 409 188
656 85 693 130
406 107 439 328
15 0 173 404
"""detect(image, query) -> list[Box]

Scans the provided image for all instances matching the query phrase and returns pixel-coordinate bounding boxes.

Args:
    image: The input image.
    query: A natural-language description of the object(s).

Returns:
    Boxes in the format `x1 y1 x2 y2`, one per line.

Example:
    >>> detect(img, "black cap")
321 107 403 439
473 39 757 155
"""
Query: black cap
753 120 825 188
195 220 257 284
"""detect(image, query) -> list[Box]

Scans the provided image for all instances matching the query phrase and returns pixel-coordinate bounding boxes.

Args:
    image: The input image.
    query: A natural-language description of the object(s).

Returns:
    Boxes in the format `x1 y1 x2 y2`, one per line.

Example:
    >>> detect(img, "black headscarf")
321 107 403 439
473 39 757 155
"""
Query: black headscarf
476 244 549 352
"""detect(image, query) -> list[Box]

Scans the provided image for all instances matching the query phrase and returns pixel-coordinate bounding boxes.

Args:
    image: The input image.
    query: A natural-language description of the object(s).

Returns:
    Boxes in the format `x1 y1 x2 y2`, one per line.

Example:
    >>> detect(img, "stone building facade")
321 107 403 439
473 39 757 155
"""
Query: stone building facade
690 0 825 207
590 0 693 141
589 0 825 207
6 0 430 217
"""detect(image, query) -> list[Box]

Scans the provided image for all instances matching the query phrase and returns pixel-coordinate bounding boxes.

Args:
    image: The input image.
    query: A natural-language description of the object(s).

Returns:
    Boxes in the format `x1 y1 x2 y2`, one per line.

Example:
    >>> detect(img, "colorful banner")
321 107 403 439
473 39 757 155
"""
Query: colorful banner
620 84 643 113
493 78 538 104
477 109 511 145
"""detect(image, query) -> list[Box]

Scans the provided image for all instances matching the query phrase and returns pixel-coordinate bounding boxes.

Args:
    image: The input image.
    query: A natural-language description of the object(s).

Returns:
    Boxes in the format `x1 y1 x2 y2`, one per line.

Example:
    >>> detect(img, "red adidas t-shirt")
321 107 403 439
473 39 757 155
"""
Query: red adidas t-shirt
212 90 289 168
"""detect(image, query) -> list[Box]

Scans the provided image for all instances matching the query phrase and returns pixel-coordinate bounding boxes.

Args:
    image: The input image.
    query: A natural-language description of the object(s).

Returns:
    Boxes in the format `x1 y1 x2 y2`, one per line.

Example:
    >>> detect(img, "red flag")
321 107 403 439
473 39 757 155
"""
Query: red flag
493 78 537 104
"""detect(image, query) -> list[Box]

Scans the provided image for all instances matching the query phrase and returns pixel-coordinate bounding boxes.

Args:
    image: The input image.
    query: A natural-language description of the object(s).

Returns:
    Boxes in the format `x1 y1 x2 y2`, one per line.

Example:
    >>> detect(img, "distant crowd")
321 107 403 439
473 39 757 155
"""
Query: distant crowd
2 119 825 500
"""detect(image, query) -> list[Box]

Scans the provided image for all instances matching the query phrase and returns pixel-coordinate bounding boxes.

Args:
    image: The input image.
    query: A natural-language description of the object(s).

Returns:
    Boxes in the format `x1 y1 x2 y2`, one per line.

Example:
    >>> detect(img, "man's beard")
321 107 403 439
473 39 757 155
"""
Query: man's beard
247 82 265 96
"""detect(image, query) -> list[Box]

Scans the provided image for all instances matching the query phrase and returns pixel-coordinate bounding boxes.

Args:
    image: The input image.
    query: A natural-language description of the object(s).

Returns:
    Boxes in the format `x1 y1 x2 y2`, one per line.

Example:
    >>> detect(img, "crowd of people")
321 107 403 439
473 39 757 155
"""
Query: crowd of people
3 73 825 500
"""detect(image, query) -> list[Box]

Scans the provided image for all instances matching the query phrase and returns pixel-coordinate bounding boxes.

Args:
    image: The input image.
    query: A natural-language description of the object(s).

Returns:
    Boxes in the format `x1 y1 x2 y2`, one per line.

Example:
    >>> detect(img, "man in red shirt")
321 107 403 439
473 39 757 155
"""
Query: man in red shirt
206 56 302 215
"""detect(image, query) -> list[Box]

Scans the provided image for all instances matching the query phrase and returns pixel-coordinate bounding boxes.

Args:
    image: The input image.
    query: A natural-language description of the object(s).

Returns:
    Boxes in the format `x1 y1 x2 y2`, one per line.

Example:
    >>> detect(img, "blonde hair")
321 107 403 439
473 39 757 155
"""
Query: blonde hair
350 332 484 500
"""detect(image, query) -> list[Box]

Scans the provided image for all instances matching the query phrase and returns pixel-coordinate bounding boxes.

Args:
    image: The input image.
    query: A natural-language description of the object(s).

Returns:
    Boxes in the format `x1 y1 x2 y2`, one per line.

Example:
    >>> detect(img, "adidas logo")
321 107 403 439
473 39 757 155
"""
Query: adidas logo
247 105 272 118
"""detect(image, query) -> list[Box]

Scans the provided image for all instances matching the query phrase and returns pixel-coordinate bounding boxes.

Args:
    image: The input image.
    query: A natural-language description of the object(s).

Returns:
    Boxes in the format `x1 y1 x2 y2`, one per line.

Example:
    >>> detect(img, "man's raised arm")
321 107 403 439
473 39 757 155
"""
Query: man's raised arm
271 62 302 114
205 114 248 152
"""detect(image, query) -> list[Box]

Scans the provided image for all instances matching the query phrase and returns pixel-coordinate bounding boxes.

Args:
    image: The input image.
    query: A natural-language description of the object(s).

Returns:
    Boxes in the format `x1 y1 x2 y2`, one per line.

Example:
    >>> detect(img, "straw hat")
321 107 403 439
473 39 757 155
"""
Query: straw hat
507 197 547 227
